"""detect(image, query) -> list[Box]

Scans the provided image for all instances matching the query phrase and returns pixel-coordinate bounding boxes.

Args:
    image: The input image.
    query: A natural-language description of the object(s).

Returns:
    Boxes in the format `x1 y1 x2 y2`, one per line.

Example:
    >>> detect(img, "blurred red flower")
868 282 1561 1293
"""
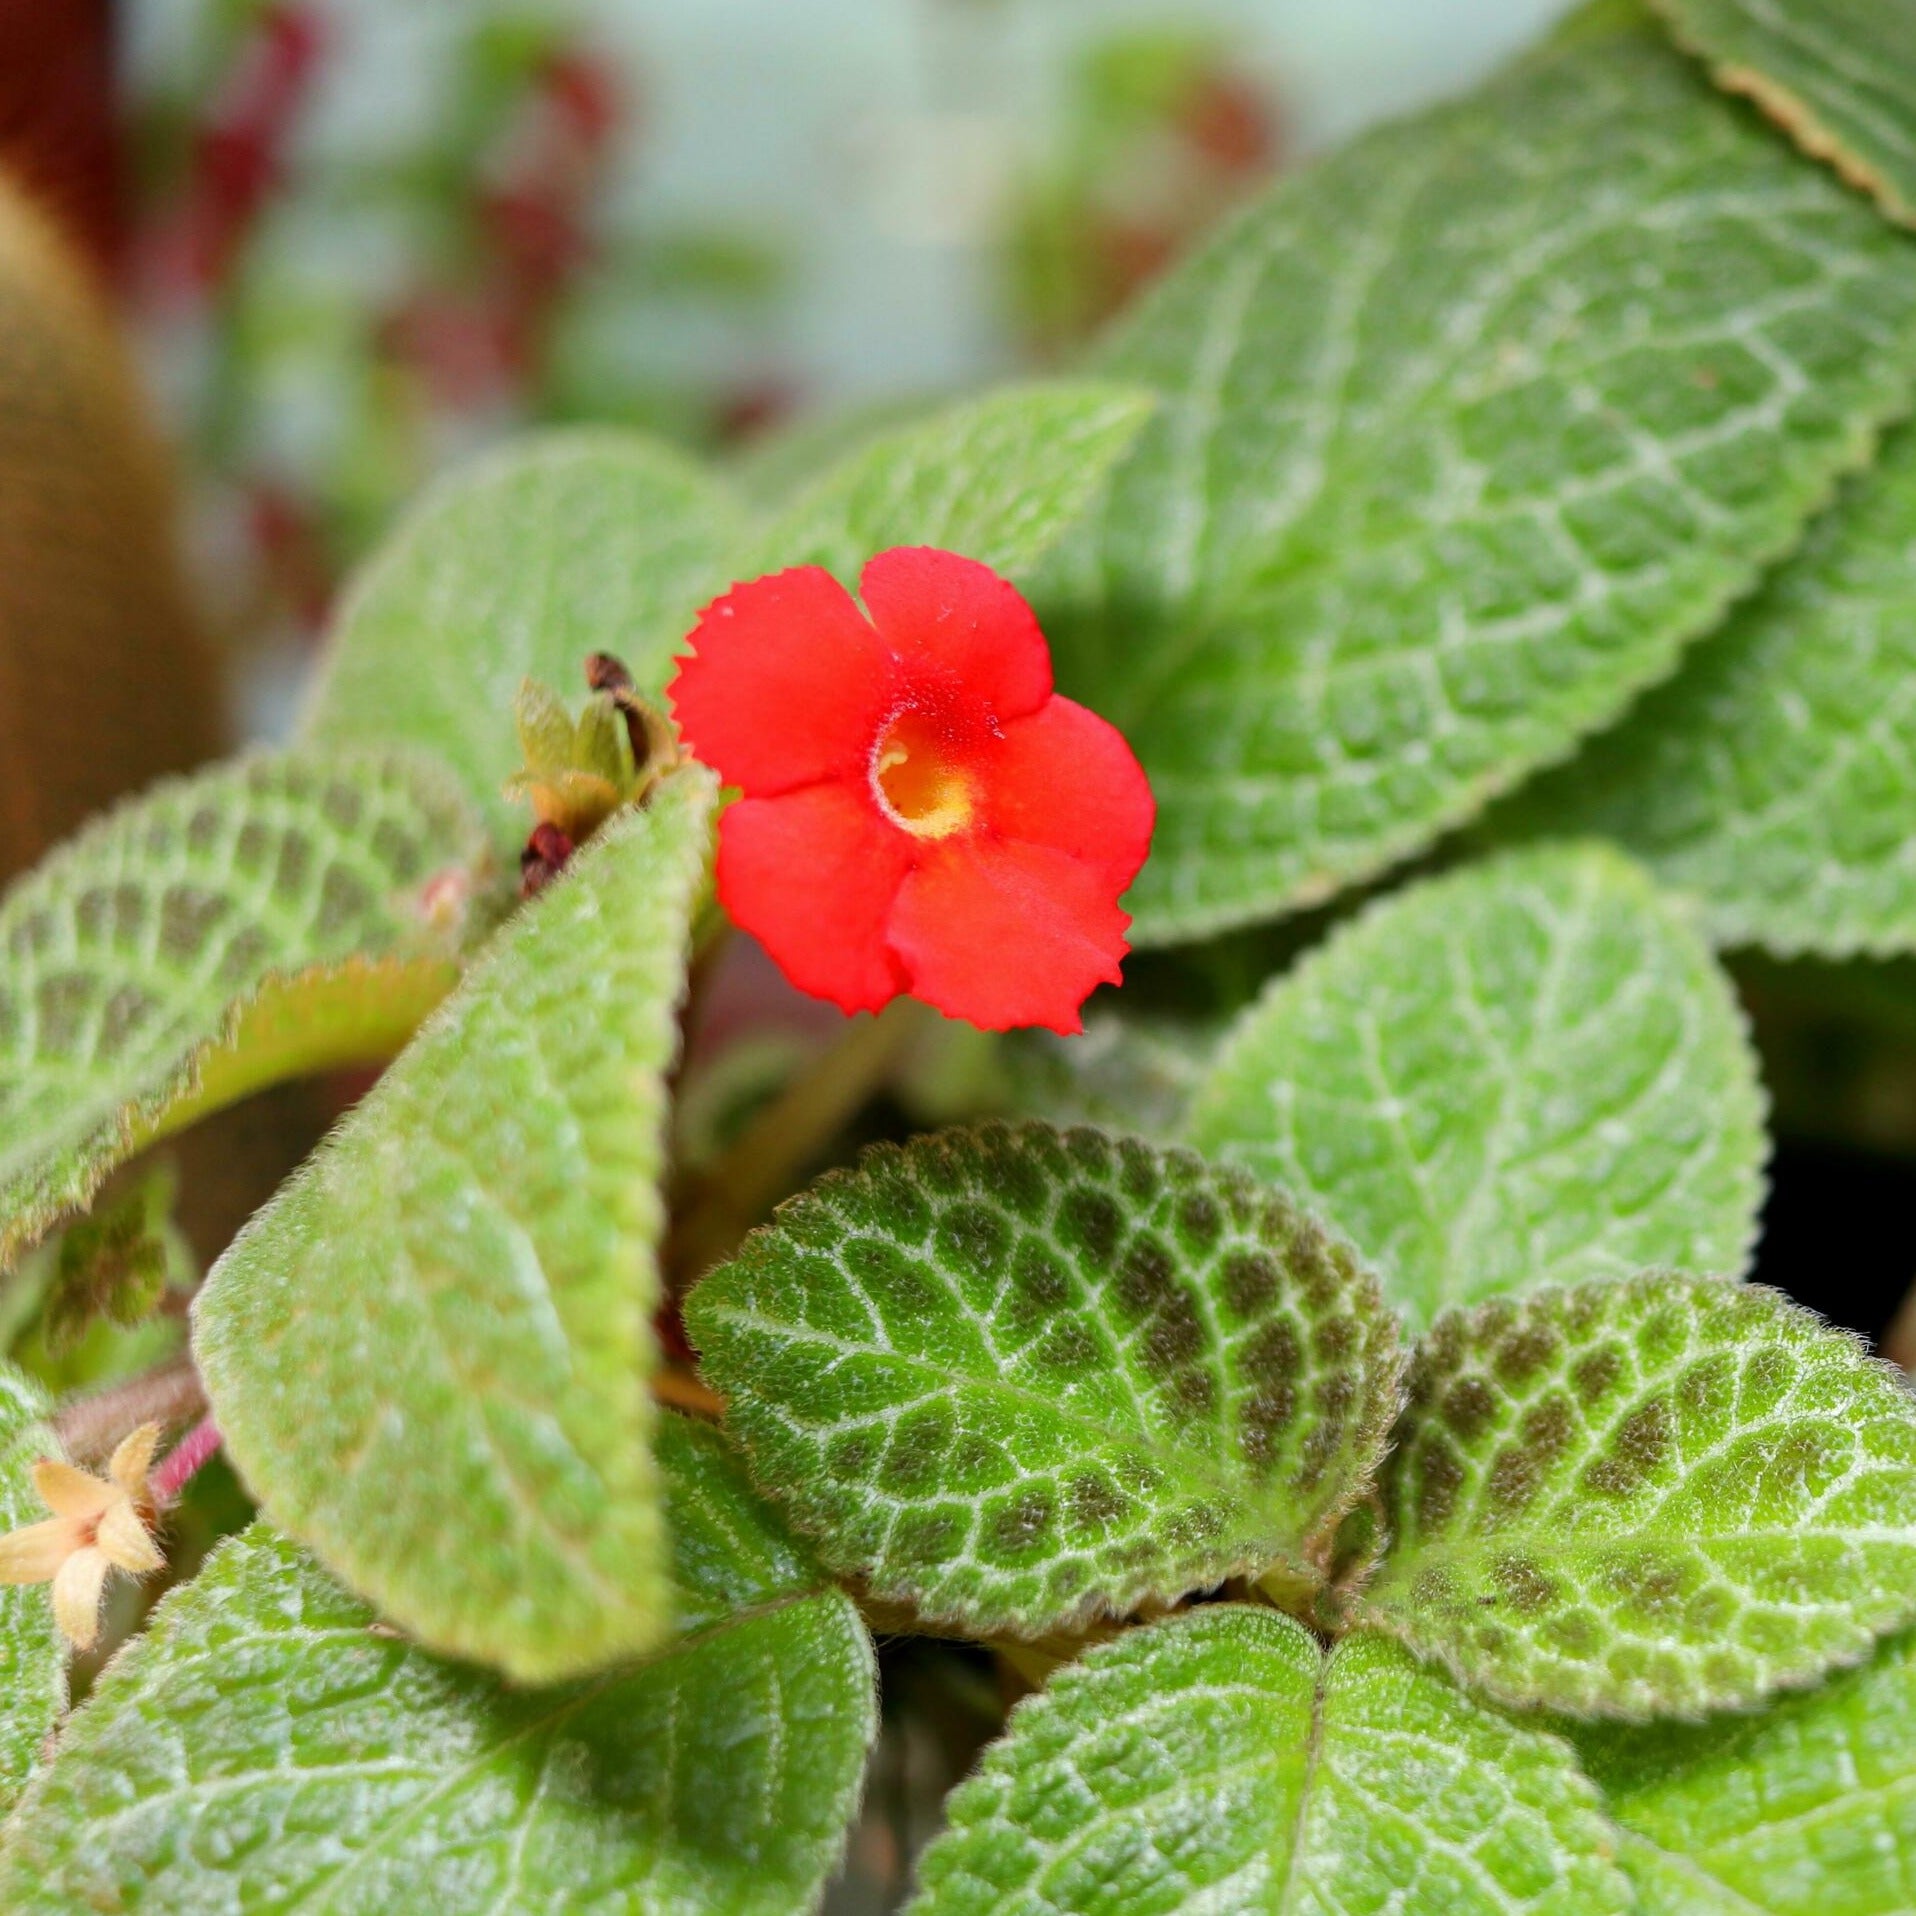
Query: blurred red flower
669 547 1154 1034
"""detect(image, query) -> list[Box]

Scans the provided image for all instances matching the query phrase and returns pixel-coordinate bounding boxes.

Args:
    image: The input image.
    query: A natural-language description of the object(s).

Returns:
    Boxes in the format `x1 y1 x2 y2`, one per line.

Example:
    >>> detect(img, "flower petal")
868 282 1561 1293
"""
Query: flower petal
859 548 1051 722
51 1546 109 1651
0 1517 77 1584
985 695 1155 893
888 837 1129 1035
669 566 898 797
108 1423 161 1499
32 1459 112 1522
716 787 913 1016
95 1499 163 1576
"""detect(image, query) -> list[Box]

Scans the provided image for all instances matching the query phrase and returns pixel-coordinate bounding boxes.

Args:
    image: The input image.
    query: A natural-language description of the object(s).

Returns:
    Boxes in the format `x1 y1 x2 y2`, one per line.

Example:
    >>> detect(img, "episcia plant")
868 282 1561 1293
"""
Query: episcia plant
5 0 1916 1910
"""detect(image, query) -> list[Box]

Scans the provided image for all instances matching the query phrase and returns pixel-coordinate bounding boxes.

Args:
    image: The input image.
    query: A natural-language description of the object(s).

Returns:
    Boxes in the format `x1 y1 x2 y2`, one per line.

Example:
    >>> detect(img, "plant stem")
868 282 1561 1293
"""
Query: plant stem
53 1352 206 1464
151 1415 222 1503
651 1368 723 1419
667 997 933 1286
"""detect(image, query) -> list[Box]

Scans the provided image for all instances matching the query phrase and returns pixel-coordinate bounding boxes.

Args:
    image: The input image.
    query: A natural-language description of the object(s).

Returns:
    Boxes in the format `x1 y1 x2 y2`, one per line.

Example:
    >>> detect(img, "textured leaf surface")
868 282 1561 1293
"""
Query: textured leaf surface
1657 0 1916 227
1003 1013 1219 1143
1037 18 1916 942
0 751 484 1270
303 431 742 846
0 1364 61 1811
911 1607 1628 1916
749 381 1155 586
1579 1627 1916 1914
1497 419 1916 956
687 1123 1403 1637
195 771 716 1682
1189 845 1767 1330
0 1420 876 1916
1366 1273 1916 1718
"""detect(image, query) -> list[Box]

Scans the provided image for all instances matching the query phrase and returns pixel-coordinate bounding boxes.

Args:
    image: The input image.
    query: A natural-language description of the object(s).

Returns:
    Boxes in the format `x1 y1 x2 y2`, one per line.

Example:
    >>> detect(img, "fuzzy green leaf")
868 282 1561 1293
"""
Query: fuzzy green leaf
1656 0 1916 228
1365 1273 1916 1719
303 431 742 847
748 381 1156 586
1579 1626 1916 1913
0 1363 62 1811
911 1607 1628 1916
0 751 485 1272
1189 846 1767 1331
1494 419 1916 957
194 771 717 1683
686 1123 1403 1638
0 1419 876 1915
1003 1014 1219 1143
1037 18 1916 943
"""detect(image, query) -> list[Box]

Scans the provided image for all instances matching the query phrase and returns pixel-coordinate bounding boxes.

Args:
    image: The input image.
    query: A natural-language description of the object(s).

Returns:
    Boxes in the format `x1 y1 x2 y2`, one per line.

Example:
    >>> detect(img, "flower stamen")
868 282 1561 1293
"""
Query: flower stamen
872 714 977 840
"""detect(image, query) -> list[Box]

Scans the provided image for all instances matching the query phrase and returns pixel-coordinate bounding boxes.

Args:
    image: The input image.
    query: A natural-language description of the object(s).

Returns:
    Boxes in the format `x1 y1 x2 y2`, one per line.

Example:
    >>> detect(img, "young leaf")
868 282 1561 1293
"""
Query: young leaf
194 770 717 1683
747 381 1156 586
1492 421 1916 958
0 751 484 1271
1365 1273 1916 1719
1578 1626 1916 1914
0 1364 62 1811
910 1607 1629 1916
686 1123 1403 1637
1655 0 1916 228
1188 846 1767 1331
0 1420 877 1916
302 430 742 847
1036 17 1916 943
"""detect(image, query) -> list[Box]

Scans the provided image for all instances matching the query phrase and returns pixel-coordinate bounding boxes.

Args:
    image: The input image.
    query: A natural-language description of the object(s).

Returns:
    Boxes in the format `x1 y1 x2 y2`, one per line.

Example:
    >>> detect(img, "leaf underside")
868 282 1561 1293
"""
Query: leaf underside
1366 1273 1916 1719
1494 417 1916 958
1654 0 1916 228
910 1606 1629 1916
0 1418 877 1916
688 1122 1404 1638
1189 844 1768 1331
1037 16 1916 943
194 771 717 1683
0 750 486 1272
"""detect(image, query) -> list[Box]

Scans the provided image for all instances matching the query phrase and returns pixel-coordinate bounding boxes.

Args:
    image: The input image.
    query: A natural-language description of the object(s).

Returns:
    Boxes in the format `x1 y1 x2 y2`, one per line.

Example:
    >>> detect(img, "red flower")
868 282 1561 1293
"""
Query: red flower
668 548 1154 1034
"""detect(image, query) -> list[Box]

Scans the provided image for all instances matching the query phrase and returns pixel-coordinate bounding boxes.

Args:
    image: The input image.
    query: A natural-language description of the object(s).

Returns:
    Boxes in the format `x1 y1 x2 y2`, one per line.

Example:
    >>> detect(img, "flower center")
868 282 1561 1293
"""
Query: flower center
872 713 978 839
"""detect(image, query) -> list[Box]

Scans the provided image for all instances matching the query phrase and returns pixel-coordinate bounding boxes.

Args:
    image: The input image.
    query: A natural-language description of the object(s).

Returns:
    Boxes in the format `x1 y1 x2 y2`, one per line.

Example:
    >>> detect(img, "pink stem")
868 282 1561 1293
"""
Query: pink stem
150 1417 222 1505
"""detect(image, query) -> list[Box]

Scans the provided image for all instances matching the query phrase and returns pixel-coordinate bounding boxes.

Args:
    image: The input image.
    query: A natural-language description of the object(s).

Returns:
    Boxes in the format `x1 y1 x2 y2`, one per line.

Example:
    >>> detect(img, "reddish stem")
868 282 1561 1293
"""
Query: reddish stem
151 1416 223 1505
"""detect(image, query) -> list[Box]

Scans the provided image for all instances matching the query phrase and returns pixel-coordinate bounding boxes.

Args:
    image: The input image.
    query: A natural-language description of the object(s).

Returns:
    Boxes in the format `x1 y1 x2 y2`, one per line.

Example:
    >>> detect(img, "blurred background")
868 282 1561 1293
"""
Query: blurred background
2 0 1567 738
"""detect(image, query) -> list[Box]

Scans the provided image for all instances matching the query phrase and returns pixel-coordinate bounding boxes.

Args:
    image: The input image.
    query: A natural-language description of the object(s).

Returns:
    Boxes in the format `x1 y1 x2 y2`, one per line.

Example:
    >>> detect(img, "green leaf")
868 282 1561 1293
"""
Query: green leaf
1578 1626 1916 1913
748 381 1157 586
729 391 942 505
0 1420 877 1916
194 770 717 1683
1491 419 1916 958
0 1363 62 1811
1655 0 1916 228
1037 18 1916 943
40 1164 191 1350
686 1123 1403 1637
1188 845 1767 1331
0 751 485 1272
1003 1013 1220 1143
302 430 743 847
1364 1273 1916 1719
910 1607 1629 1916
